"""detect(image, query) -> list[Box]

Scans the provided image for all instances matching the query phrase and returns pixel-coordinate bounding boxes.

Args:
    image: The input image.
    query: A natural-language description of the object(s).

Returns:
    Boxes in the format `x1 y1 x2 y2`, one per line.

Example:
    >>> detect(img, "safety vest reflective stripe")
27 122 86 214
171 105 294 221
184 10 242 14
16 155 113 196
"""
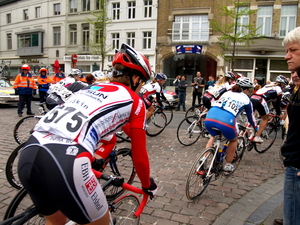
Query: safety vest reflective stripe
13 74 37 89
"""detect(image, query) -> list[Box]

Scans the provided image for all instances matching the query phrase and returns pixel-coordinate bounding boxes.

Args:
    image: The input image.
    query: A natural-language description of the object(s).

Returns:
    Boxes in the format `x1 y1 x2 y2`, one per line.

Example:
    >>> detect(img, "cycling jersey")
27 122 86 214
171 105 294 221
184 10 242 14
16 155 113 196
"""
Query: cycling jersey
139 82 165 107
250 84 283 115
205 91 256 140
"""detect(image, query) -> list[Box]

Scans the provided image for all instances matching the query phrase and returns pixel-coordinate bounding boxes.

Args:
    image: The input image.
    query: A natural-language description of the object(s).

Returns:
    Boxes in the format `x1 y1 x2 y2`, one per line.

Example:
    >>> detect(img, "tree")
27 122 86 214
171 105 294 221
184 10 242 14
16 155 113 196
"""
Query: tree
87 0 112 71
211 0 261 70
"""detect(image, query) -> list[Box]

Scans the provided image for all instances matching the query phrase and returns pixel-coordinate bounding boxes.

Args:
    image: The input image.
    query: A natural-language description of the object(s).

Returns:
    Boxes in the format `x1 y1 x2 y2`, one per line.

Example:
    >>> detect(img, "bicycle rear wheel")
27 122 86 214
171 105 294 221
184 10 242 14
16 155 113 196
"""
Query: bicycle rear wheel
110 194 140 225
13 116 41 145
6 143 26 190
254 122 277 153
3 188 42 224
177 116 202 146
146 111 167 137
101 148 136 201
186 148 215 201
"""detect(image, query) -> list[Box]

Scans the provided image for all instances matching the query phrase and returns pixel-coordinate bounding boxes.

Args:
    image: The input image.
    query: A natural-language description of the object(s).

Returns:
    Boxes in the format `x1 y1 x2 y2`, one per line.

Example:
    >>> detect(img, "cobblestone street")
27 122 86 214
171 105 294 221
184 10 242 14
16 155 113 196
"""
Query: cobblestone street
0 103 285 224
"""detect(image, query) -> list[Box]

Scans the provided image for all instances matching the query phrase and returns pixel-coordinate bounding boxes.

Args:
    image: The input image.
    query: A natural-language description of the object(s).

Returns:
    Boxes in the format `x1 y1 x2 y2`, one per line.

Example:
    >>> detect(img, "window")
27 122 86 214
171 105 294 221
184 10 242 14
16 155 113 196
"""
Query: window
82 23 90 51
70 0 77 13
18 33 39 48
7 14 11 24
95 23 103 44
257 6 272 36
7 33 12 50
143 31 151 49
270 60 289 71
69 24 77 45
82 0 90 11
54 4 61 15
173 15 209 41
53 27 61 46
23 9 29 20
280 5 297 37
112 33 120 49
128 1 136 19
127 32 135 47
112 3 120 20
35 7 41 18
233 59 254 70
144 0 152 18
236 7 249 36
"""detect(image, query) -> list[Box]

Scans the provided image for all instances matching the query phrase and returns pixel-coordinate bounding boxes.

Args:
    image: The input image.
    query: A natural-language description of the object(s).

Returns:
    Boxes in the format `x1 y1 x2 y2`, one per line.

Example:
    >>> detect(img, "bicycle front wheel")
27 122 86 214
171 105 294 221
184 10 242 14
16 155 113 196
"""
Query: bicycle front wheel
101 148 136 202
146 111 167 137
110 194 140 225
185 104 204 123
3 188 42 224
6 143 26 190
13 116 41 145
254 122 277 153
231 136 246 172
177 116 202 146
186 148 215 201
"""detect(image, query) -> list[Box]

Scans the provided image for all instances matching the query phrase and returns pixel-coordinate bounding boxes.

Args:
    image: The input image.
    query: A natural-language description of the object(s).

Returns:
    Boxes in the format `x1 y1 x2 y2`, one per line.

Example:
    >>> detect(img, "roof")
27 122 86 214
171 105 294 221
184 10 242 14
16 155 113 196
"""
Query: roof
0 0 19 6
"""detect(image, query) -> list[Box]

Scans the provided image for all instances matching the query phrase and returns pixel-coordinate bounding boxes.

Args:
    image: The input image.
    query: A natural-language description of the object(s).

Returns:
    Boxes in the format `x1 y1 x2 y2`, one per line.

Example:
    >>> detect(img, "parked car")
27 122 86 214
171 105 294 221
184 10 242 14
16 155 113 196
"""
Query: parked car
152 90 179 108
0 78 19 104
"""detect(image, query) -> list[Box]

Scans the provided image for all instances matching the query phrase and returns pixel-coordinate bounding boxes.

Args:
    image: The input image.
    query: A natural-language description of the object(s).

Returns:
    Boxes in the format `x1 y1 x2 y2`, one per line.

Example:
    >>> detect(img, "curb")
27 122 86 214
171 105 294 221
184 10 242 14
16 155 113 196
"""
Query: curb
212 173 284 225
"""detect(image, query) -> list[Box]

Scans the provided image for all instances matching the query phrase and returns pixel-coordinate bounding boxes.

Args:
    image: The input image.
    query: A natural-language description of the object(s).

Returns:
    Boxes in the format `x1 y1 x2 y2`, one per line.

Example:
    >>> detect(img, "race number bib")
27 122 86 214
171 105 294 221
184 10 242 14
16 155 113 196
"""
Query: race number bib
213 98 239 116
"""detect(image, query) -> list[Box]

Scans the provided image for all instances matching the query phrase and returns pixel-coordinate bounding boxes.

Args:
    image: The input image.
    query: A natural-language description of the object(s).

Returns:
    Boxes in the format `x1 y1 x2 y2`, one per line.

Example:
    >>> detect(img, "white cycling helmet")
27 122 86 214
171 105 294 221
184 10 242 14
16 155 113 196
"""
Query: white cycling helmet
69 68 82 77
236 77 254 88
92 70 105 79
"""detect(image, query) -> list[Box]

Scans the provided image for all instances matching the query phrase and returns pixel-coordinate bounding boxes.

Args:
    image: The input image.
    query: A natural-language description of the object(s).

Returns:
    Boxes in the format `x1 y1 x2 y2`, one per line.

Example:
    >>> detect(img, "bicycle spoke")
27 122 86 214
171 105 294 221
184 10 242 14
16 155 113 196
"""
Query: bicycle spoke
177 116 202 146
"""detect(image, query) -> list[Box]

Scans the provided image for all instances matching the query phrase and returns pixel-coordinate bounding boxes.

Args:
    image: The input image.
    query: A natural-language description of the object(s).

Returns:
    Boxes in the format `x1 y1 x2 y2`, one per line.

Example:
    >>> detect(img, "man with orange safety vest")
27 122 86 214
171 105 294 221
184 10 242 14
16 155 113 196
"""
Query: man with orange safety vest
13 64 38 117
37 68 52 103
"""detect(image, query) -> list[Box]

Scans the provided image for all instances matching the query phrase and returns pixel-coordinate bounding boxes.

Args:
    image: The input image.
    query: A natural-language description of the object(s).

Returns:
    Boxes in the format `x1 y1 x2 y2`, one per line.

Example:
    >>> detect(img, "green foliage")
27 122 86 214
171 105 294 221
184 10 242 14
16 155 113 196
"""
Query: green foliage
211 0 262 69
86 0 112 71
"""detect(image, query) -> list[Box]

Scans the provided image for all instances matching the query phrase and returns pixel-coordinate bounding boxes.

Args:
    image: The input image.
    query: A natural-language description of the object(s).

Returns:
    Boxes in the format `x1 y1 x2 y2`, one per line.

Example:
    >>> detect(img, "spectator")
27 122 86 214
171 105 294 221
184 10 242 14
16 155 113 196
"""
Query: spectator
205 75 216 90
13 64 38 117
37 68 52 103
52 68 65 84
191 71 205 106
176 75 188 111
173 75 181 95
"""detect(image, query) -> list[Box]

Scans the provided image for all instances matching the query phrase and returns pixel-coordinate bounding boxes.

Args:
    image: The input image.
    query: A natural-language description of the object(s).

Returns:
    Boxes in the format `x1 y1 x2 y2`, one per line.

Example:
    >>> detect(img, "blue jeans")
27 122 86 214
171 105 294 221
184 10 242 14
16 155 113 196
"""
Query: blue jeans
284 166 300 225
177 91 186 110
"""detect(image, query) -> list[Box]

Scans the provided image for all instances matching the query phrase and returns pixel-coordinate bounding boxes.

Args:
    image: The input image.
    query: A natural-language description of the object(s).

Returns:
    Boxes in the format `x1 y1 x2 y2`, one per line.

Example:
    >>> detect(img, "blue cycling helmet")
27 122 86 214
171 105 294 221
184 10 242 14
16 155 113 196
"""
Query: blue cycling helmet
155 73 167 81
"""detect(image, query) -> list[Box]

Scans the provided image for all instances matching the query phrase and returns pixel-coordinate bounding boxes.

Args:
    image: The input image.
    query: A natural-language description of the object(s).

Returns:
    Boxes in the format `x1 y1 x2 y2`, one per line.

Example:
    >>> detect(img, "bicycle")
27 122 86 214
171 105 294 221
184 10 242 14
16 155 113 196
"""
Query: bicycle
6 143 136 202
13 102 48 145
185 131 246 201
176 110 210 146
161 100 174 126
1 172 148 225
146 104 167 137
185 104 206 122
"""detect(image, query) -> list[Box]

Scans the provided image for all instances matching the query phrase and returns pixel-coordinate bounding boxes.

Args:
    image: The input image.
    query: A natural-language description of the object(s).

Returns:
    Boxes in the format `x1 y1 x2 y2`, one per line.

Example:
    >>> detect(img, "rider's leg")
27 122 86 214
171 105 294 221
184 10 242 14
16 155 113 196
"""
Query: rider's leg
225 137 238 164
255 114 269 137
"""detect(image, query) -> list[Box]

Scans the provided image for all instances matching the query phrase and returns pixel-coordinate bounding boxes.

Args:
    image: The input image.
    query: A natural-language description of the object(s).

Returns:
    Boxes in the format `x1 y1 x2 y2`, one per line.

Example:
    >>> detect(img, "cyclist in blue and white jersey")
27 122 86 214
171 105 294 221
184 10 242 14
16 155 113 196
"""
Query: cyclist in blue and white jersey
202 71 236 110
250 75 288 143
204 77 257 172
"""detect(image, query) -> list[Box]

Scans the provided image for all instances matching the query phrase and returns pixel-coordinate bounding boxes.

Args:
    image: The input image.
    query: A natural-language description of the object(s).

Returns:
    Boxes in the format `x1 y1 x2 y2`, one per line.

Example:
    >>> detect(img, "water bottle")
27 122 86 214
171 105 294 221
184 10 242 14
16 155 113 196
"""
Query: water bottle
218 144 228 161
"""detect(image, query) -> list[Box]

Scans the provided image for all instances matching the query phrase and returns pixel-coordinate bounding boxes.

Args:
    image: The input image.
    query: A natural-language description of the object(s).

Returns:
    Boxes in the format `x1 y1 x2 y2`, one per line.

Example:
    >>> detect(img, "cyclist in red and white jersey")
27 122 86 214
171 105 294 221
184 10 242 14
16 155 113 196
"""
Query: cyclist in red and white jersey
18 43 157 225
139 73 168 119
202 71 236 109
250 75 288 142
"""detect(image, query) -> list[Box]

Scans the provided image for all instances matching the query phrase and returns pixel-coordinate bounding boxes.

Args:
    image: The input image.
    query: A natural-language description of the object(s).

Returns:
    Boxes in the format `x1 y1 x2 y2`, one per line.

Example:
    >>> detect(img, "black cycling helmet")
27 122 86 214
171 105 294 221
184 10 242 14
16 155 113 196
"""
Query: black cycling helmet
275 75 289 85
155 73 167 81
225 71 235 80
112 43 151 81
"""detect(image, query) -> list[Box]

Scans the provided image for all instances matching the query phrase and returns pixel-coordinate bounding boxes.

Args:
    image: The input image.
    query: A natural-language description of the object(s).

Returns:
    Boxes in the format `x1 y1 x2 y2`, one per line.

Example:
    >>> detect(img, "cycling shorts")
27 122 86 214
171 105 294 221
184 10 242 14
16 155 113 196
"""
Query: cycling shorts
202 93 214 110
138 93 153 109
204 107 238 140
18 135 108 224
250 95 269 116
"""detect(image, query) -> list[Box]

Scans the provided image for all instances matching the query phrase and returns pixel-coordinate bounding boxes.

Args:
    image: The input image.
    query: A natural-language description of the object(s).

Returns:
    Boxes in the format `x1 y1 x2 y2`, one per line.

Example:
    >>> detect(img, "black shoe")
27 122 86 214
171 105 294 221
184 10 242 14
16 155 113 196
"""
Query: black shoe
183 109 186 112
27 112 35 115
18 114 22 117
273 218 283 225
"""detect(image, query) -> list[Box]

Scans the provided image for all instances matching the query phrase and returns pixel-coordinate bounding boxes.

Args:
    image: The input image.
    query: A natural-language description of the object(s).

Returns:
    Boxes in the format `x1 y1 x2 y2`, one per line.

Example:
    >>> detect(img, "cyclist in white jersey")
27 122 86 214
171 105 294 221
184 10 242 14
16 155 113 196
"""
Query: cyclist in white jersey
18 43 157 225
250 75 288 142
139 73 168 119
202 71 236 109
204 77 257 172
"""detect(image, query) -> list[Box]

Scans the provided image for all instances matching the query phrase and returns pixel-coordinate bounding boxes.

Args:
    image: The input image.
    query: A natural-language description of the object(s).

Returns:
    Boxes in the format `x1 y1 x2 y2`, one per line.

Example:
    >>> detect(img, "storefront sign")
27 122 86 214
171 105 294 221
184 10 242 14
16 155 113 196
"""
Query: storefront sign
176 45 202 54
64 55 101 61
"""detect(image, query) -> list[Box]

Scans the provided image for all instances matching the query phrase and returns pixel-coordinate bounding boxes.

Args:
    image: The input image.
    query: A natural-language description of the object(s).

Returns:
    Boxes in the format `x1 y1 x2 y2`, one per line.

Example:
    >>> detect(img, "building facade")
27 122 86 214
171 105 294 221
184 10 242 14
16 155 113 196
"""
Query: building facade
156 0 300 86
0 0 157 78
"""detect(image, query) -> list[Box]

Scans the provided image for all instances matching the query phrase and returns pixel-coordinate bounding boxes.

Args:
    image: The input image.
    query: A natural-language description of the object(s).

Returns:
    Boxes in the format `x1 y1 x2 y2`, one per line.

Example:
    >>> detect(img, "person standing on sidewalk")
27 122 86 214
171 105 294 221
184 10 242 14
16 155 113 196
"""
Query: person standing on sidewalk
275 26 300 225
191 71 205 106
176 75 188 111
37 68 52 103
13 64 38 117
173 75 181 95
52 68 65 84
